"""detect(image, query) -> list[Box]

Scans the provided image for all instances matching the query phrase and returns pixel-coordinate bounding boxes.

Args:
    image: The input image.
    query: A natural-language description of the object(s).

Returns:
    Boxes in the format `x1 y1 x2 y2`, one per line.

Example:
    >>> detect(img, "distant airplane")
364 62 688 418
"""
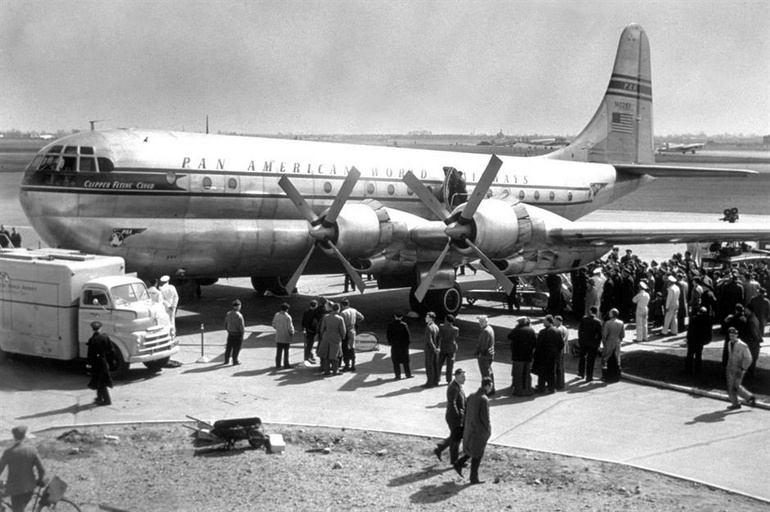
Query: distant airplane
18 24 770 317
526 138 570 147
657 142 705 154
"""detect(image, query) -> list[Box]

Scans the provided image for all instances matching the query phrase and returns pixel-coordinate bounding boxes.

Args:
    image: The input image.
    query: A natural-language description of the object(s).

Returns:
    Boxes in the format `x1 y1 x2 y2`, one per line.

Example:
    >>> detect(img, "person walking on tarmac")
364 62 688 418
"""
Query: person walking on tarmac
86 321 115 406
434 368 467 464
453 377 493 485
0 426 47 512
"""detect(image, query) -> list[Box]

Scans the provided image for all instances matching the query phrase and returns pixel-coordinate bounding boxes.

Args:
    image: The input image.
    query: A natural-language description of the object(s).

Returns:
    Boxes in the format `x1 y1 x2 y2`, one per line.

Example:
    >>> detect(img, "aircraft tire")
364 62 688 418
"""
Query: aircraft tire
409 284 463 318
251 276 268 296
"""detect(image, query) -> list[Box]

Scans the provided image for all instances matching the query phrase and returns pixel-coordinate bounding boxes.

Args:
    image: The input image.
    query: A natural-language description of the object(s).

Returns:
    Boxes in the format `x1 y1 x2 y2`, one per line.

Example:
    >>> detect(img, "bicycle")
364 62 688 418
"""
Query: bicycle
1 477 81 512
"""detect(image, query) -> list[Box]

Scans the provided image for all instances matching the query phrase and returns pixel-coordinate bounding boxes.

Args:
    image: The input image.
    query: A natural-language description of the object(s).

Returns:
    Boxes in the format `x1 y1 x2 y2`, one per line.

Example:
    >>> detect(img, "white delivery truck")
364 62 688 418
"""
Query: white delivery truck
0 248 178 376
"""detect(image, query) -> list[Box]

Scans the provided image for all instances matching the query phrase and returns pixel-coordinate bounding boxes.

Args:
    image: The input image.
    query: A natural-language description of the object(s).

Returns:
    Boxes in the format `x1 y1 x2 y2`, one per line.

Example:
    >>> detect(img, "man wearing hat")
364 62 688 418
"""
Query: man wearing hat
224 299 245 365
0 426 46 512
159 275 179 338
386 310 412 379
725 327 756 410
507 316 537 395
87 321 115 406
434 368 466 464
632 281 650 342
662 275 680 336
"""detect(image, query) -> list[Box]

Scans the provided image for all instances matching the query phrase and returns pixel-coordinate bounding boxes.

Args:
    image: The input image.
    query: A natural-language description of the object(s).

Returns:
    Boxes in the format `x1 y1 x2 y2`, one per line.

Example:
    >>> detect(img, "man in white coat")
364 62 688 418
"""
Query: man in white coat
662 275 680 336
632 282 650 342
159 275 179 338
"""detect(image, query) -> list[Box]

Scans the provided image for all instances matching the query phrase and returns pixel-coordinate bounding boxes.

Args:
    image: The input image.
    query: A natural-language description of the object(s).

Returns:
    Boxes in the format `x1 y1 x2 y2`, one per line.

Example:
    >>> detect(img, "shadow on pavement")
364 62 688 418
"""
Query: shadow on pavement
685 408 752 425
409 480 468 504
389 464 452 487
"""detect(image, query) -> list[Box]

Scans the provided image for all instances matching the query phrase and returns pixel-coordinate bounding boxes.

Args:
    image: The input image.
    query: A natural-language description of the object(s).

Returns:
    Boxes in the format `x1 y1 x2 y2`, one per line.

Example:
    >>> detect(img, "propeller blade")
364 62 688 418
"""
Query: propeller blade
327 241 367 293
324 167 361 225
403 171 451 223
461 155 503 222
463 236 516 295
278 175 317 224
413 242 451 302
285 244 316 295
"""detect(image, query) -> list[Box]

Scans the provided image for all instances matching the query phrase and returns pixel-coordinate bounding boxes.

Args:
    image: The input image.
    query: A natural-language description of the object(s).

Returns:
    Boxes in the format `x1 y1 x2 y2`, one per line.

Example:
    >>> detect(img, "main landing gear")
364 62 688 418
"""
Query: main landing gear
409 283 463 318
251 276 294 297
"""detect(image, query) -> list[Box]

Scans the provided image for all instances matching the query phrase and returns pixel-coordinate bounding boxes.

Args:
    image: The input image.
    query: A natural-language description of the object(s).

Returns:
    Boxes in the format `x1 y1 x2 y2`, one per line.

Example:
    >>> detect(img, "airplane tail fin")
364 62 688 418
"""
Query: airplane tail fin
544 23 654 164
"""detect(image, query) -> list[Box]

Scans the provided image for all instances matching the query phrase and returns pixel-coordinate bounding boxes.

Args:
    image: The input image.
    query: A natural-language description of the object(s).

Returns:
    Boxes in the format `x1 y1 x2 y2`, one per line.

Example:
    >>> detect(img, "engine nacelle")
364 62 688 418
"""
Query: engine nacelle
322 200 393 258
450 200 546 259
492 247 610 275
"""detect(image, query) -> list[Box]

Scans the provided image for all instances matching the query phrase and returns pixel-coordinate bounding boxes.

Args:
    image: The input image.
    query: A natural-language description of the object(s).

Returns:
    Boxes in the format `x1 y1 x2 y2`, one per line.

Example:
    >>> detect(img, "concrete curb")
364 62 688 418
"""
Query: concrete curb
32 419 770 507
622 373 769 411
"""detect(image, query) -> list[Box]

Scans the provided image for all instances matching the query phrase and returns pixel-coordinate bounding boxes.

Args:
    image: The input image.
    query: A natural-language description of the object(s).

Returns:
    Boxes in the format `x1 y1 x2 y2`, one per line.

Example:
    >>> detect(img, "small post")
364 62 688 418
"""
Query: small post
196 323 210 363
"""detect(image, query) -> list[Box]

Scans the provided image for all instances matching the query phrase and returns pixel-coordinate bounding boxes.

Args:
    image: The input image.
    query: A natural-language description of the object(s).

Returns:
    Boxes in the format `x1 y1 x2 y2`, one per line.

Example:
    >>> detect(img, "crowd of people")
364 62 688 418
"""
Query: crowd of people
561 247 766 408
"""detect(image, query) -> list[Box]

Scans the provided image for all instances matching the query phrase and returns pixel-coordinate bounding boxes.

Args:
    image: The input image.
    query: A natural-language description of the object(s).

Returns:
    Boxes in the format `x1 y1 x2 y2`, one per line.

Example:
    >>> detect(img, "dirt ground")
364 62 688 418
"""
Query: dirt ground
12 423 768 512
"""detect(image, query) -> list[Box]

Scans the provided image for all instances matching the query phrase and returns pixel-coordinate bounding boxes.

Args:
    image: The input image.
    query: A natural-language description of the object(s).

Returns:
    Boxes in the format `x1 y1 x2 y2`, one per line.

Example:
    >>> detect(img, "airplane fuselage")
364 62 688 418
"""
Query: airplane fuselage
20 129 642 279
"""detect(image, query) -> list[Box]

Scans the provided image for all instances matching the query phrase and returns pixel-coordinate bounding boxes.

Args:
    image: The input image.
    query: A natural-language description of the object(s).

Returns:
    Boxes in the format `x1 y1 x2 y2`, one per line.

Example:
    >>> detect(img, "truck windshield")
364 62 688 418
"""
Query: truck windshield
111 282 150 305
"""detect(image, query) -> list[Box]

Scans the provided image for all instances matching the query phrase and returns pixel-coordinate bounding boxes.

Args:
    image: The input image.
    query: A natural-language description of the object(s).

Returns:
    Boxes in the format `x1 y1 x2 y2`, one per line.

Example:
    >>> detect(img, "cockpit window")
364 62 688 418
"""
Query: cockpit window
80 157 97 173
32 145 113 174
97 157 114 173
60 156 77 172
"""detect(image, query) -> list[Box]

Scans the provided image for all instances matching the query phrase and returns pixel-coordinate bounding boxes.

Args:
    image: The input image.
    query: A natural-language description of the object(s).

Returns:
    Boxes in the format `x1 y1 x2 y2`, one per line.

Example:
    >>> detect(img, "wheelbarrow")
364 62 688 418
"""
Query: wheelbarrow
186 415 268 450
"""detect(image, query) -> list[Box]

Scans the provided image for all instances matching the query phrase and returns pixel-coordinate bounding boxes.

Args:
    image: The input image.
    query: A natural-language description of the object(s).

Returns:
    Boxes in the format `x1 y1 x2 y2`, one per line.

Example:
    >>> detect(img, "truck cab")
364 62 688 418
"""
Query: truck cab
78 275 177 373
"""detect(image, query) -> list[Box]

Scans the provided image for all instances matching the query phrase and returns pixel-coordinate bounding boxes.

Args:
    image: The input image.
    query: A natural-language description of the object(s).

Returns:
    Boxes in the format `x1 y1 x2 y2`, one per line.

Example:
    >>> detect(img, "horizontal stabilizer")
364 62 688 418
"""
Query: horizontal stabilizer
615 164 757 178
550 221 770 246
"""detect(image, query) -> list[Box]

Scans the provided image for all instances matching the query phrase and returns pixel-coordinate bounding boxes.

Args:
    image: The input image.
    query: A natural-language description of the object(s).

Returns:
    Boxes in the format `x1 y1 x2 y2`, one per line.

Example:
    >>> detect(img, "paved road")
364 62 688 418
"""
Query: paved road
1 274 769 504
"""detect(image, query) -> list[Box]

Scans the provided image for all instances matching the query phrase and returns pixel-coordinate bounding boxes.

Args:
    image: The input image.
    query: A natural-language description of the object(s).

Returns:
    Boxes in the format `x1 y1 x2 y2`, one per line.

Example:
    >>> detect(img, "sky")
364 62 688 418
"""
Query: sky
1 0 768 136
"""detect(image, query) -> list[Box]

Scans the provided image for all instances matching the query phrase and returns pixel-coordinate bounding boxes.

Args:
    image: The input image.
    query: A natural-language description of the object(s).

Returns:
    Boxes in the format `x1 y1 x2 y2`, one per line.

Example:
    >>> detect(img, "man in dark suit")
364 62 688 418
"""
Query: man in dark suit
453 377 493 485
434 368 467 464
686 307 712 374
87 321 115 405
533 315 561 394
507 317 537 396
386 310 412 379
577 306 603 381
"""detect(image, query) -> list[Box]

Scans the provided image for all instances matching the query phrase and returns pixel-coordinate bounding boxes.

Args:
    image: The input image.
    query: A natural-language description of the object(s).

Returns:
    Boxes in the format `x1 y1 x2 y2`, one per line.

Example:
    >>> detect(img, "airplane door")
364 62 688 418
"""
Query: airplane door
442 167 468 209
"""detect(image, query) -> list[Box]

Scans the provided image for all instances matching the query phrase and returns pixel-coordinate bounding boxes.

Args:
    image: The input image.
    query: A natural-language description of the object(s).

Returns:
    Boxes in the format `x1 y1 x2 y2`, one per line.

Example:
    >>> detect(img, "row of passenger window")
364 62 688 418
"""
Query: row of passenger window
198 176 576 202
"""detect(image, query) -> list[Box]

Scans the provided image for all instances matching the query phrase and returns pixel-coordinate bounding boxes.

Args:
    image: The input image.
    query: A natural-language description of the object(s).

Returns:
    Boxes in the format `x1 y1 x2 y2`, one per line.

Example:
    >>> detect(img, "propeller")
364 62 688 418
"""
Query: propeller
404 155 515 302
279 168 367 293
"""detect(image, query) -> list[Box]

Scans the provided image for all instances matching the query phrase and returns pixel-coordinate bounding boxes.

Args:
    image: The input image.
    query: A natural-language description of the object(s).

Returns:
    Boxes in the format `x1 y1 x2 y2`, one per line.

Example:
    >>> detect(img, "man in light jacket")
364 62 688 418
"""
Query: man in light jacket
725 327 757 410
272 303 295 370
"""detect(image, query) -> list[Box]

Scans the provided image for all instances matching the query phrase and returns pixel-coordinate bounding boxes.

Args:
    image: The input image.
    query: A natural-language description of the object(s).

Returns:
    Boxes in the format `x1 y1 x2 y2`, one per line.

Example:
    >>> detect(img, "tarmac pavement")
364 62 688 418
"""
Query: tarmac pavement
1 273 769 504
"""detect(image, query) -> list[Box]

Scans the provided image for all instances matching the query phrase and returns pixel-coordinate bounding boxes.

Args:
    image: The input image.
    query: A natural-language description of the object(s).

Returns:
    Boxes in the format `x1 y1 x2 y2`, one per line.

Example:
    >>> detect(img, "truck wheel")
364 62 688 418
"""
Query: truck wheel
143 357 170 372
111 344 130 379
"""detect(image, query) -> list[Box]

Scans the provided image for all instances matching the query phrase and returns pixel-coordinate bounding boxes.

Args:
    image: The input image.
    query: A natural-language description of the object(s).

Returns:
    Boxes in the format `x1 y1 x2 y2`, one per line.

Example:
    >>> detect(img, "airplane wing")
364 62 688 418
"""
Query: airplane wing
614 164 756 178
550 221 770 246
